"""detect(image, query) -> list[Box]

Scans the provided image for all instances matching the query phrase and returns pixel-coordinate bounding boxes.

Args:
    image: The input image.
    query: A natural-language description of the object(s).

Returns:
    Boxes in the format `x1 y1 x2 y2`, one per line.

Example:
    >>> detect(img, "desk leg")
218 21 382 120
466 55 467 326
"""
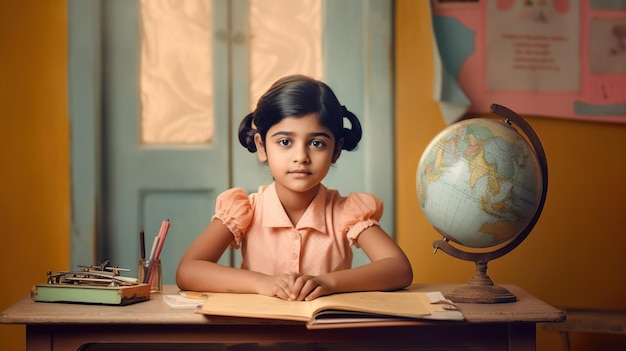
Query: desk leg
509 323 537 351
26 325 52 351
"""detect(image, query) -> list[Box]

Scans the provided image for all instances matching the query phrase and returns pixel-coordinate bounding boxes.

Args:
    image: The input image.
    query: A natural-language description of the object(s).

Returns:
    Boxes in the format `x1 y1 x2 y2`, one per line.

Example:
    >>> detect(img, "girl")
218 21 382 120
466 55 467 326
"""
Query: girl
176 75 413 301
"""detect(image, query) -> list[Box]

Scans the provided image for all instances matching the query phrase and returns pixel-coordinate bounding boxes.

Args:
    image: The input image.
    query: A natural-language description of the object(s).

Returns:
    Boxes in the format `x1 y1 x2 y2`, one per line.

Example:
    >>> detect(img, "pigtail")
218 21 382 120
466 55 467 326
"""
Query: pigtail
238 113 258 152
340 106 362 151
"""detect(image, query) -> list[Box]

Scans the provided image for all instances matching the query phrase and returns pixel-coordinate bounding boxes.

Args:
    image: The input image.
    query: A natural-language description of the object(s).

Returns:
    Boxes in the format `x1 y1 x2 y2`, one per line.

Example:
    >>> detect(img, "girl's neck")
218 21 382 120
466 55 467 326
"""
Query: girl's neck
274 183 321 226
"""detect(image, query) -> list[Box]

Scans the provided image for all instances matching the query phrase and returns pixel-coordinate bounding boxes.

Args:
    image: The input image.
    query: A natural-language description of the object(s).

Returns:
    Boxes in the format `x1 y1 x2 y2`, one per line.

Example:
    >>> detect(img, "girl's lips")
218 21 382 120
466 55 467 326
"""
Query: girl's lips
289 170 312 178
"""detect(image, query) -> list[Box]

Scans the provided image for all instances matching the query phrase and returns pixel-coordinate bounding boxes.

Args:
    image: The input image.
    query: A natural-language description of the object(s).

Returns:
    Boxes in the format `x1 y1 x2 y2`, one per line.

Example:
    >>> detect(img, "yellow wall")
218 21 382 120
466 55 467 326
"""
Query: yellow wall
0 2 70 350
396 1 626 350
1 1 625 350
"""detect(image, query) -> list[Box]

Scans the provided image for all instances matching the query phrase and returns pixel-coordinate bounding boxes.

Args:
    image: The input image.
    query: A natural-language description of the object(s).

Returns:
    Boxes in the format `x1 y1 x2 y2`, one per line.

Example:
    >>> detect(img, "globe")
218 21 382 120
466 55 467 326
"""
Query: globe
416 117 542 248
414 104 548 303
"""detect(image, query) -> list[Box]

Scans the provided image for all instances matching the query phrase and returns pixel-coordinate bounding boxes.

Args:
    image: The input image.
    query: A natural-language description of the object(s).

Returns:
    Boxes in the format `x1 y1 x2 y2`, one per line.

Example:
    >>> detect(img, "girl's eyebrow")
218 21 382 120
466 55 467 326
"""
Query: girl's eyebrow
310 132 332 139
270 131 332 139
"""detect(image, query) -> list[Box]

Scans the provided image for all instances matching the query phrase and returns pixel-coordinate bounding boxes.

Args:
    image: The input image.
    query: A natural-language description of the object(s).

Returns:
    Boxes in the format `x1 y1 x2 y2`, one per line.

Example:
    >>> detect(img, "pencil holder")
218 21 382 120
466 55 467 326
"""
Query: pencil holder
138 259 162 293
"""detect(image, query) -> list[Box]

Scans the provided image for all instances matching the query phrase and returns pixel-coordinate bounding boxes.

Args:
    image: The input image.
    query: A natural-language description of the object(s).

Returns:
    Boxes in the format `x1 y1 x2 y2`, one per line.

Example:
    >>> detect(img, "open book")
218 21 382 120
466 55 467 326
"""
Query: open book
194 290 463 328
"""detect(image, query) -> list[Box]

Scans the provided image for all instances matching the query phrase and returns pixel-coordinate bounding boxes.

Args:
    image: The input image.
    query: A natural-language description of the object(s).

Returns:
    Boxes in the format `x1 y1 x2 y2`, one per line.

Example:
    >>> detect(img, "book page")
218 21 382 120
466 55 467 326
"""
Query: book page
199 293 313 322
310 291 430 319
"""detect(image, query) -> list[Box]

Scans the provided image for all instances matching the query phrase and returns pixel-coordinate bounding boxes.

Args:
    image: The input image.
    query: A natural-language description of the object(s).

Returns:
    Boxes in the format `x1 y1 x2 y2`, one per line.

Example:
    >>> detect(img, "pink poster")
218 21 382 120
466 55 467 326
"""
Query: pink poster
432 0 626 124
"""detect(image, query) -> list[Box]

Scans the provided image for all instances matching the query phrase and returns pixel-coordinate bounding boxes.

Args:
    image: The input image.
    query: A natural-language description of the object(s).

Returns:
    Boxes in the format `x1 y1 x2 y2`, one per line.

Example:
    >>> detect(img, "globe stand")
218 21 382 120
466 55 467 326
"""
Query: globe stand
433 104 548 304
433 238 517 303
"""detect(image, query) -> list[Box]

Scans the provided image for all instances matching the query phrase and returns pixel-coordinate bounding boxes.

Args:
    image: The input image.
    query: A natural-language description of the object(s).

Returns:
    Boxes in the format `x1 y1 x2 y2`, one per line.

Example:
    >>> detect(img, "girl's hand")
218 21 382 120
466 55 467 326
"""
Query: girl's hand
255 274 295 300
256 274 331 301
287 274 333 301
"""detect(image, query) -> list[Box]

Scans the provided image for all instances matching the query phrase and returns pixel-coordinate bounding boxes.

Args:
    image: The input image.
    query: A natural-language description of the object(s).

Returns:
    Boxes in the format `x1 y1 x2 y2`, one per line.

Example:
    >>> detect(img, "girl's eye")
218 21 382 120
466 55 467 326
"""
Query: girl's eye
278 139 291 147
310 140 326 148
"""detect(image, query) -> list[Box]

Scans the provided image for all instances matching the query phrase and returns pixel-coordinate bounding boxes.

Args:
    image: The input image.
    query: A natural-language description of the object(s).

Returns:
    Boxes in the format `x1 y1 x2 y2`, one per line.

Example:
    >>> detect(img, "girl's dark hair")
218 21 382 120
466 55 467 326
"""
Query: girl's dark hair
238 75 362 155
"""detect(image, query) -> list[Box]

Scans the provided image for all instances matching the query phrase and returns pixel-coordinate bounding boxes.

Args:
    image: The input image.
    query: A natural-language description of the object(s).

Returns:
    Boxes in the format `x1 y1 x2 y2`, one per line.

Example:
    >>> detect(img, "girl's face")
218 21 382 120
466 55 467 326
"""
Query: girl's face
254 113 341 195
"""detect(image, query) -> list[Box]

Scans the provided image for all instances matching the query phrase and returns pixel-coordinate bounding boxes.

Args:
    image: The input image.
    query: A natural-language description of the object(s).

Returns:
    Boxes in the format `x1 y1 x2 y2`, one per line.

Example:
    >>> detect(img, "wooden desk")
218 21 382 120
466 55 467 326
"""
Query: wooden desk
1 284 564 351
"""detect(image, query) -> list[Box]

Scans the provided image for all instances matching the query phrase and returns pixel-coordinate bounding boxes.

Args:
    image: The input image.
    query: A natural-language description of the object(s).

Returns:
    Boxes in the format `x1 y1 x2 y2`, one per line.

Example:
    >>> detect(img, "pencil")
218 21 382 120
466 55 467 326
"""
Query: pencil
140 227 146 260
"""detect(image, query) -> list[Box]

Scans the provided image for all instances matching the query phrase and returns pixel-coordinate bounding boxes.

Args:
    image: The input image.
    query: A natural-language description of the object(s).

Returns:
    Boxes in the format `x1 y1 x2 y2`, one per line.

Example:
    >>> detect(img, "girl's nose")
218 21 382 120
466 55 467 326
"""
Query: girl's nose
293 144 310 164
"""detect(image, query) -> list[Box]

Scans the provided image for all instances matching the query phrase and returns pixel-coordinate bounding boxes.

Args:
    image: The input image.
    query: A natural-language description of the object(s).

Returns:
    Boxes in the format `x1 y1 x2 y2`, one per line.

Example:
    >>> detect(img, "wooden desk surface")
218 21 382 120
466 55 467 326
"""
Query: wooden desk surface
1 284 565 326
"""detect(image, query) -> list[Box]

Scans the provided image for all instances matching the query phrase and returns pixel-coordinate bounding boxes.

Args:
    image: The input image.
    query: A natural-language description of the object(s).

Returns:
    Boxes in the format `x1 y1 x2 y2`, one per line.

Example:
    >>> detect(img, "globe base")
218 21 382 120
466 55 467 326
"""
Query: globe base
446 284 516 304
446 261 517 303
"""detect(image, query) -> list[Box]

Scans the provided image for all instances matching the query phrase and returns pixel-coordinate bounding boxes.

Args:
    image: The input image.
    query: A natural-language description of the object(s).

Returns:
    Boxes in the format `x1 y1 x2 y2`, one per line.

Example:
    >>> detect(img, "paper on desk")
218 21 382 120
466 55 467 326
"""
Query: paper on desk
425 291 457 309
417 291 463 320
163 294 205 309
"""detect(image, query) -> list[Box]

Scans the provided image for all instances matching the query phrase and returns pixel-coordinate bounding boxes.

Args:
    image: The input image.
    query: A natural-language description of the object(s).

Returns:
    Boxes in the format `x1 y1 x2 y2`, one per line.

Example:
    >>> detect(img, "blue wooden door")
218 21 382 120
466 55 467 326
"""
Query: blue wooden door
69 0 394 284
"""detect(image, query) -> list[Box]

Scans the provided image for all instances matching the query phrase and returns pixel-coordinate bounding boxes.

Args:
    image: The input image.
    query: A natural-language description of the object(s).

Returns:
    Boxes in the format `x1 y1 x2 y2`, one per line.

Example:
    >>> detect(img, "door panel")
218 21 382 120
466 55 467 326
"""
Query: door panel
100 0 231 281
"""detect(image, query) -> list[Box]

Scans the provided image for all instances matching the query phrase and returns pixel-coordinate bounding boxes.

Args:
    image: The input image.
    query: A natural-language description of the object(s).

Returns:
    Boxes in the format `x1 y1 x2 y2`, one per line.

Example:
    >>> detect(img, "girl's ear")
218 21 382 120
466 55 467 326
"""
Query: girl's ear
254 133 268 162
332 138 344 164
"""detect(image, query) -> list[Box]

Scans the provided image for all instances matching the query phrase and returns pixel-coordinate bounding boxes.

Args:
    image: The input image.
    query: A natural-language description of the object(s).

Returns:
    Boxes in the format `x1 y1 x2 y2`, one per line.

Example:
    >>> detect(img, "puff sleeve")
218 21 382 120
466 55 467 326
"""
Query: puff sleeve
212 188 253 248
340 192 384 247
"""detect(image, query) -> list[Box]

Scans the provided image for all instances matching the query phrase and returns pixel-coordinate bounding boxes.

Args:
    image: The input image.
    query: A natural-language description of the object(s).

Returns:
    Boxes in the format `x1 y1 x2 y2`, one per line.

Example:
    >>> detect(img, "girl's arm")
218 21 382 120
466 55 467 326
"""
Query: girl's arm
175 219 295 299
290 226 414 301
